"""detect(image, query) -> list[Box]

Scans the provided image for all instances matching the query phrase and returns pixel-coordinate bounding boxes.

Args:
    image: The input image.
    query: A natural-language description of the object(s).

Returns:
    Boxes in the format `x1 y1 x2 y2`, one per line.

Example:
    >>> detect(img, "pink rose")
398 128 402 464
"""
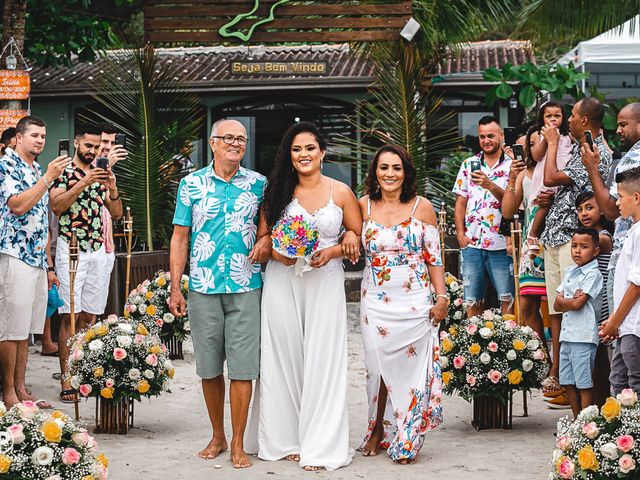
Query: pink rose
558 457 575 479
582 422 599 439
71 349 84 362
617 435 636 453
454 298 463 306
466 375 476 386
155 318 164 327
79 384 92 397
487 370 502 384
105 378 115 388
465 324 478 335
145 354 158 366
107 314 119 324
618 388 638 407
488 342 498 352
127 304 137 313
134 334 145 345
533 349 545 361
504 320 517 330
113 348 127 361
162 344 167 354
619 454 636 474
62 447 81 465
8 424 25 444
17 400 38 419
557 436 571 451
482 310 494 320
72 429 90 446
453 355 466 369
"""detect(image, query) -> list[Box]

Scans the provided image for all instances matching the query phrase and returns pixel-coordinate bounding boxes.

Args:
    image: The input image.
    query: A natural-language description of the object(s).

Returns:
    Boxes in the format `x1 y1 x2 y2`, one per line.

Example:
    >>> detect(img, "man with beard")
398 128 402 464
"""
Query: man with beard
50 124 123 403
453 115 514 318
0 116 70 407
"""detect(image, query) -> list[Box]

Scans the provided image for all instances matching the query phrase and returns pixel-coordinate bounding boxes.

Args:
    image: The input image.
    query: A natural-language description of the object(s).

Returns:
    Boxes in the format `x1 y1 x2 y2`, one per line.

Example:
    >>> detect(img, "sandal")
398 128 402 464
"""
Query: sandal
59 389 77 404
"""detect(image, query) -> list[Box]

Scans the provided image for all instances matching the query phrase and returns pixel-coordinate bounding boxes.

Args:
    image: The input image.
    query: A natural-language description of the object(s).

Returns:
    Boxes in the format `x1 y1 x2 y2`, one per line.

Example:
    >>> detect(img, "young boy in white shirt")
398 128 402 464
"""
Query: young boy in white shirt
600 166 640 393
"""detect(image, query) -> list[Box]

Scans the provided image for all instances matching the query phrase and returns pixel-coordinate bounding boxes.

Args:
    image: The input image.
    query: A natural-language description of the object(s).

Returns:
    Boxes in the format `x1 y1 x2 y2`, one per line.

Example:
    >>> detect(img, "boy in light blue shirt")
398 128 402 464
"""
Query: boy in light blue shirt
554 226 604 417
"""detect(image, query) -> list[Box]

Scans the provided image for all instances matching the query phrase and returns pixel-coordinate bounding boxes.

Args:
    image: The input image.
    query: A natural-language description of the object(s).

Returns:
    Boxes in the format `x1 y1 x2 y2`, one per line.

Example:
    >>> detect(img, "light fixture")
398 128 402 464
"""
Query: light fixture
509 97 518 109
5 53 17 70
400 17 421 42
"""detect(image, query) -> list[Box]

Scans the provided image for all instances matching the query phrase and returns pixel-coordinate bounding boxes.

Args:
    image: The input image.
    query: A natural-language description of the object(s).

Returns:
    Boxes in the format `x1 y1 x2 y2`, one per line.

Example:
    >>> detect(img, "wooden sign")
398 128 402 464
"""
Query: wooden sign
144 0 412 44
230 61 327 75
0 109 28 131
0 70 30 100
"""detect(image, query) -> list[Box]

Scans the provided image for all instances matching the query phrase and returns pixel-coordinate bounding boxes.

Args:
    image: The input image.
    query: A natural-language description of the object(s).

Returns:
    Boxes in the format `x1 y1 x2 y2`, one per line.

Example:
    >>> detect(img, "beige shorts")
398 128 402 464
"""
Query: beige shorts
0 253 47 341
544 241 575 315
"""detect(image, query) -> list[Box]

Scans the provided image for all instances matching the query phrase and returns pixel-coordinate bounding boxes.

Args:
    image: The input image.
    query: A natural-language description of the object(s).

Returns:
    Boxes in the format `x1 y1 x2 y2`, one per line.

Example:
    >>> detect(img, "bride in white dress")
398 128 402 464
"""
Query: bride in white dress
257 121 362 471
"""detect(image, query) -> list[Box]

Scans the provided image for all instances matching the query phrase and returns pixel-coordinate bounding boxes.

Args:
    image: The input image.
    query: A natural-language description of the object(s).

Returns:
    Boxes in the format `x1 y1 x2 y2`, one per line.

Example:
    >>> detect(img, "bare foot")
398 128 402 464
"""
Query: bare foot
362 425 384 457
231 447 252 468
303 466 325 471
198 437 228 460
395 457 417 465
2 391 20 409
17 388 51 409
285 454 300 462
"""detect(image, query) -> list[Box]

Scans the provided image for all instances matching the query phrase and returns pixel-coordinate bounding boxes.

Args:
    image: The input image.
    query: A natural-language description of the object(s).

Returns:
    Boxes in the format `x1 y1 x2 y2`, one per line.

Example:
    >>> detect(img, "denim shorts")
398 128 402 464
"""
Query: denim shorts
559 341 597 389
460 247 514 304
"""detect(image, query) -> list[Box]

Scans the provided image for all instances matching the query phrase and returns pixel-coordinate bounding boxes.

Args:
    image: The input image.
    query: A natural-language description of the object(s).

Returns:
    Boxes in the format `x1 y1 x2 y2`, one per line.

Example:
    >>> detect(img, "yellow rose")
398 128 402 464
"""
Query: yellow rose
167 368 175 379
96 324 109 337
502 314 516 321
145 291 154 300
137 323 149 336
442 371 453 385
41 420 62 443
156 276 167 287
50 410 68 421
512 339 526 351
149 345 162 355
100 387 114 399
145 305 157 316
94 367 104 378
84 329 95 342
468 343 481 356
124 310 130 318
601 397 621 422
484 321 494 330
137 380 150 394
448 326 458 336
577 445 599 471
0 454 11 473
507 370 523 385
96 453 109 468
441 338 453 353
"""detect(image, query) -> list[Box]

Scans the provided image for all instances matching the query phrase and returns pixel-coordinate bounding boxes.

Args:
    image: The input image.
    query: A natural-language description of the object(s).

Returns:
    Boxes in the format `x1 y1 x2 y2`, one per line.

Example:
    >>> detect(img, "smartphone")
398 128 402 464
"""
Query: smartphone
584 130 594 149
512 144 525 163
58 139 69 157
115 133 126 148
469 159 482 173
96 156 109 170
503 127 517 148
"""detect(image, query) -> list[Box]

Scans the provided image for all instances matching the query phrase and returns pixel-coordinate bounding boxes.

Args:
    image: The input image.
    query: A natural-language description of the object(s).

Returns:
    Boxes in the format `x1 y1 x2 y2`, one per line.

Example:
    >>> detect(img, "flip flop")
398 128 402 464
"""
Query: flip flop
59 389 77 404
41 350 59 357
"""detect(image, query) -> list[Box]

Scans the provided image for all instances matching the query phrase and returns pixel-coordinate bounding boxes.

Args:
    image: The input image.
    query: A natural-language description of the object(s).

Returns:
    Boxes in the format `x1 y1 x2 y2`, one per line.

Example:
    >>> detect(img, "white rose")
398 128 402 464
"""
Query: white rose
117 335 133 348
617 388 638 407
117 323 133 334
450 282 459 291
163 313 175 324
182 274 189 283
506 350 517 361
578 405 600 421
454 311 462 320
162 379 171 391
600 442 619 460
552 449 563 463
521 326 533 335
479 327 493 339
522 359 533 372
184 321 190 332
163 360 173 370
45 476 62 480
128 368 141 381
440 356 449 368
70 375 81 389
144 369 154 379
32 446 54 466
138 304 147 315
88 339 104 351
0 401 6 416
480 352 491 364
526 339 539 350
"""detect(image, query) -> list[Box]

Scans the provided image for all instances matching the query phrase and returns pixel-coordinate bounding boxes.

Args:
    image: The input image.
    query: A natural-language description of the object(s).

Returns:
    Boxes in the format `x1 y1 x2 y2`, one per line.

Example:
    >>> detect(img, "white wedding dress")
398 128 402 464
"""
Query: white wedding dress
257 181 354 470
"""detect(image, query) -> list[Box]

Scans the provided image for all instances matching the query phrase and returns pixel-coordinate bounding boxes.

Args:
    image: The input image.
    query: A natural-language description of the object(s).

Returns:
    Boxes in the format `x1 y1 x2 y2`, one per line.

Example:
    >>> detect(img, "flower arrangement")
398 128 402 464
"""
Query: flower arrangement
551 389 640 479
0 400 109 479
124 271 190 343
440 310 548 402
439 272 464 327
271 215 319 259
66 315 174 403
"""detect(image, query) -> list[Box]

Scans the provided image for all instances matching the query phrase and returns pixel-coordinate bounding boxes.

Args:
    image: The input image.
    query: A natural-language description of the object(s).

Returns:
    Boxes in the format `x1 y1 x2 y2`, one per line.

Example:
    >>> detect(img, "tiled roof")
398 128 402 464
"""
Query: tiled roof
436 40 536 77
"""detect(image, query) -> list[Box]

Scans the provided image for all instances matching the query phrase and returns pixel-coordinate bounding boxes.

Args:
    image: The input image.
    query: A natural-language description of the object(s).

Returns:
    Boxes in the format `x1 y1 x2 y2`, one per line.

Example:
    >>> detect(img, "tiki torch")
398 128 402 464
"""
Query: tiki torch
124 207 134 299
68 229 80 420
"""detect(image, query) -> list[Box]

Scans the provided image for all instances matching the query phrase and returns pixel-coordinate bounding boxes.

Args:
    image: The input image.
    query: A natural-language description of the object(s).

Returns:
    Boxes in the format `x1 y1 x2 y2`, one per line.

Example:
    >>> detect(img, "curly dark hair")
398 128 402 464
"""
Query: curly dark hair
524 125 538 169
262 121 328 229
364 144 417 203
535 100 569 136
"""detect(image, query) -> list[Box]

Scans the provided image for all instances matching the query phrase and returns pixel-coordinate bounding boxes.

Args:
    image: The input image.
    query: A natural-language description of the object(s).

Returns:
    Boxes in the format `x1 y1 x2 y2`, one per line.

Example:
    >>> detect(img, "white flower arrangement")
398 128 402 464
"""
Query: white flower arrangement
440 309 548 402
66 315 174 402
439 272 465 327
551 389 640 479
124 271 190 343
0 401 109 478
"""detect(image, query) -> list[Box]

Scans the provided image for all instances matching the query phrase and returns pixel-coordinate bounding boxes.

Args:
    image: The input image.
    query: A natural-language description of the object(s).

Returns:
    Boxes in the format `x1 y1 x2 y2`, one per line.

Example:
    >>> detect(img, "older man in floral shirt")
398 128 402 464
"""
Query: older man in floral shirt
453 115 513 318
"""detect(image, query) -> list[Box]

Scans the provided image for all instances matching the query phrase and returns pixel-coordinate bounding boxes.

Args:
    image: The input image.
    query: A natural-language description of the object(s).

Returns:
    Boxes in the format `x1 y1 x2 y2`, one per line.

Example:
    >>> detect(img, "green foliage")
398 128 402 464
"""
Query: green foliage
87 45 204 250
483 62 588 109
589 86 639 150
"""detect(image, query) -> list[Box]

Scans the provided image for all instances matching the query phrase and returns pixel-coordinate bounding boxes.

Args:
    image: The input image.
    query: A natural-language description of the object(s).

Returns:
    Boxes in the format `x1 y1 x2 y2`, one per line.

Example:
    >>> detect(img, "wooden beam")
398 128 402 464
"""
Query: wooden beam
146 3 411 17
145 16 410 30
147 30 400 43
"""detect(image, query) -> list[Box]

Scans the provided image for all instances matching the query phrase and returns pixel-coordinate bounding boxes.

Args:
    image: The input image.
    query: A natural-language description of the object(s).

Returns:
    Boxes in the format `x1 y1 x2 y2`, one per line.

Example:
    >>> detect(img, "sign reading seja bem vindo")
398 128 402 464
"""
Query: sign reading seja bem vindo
230 61 327 76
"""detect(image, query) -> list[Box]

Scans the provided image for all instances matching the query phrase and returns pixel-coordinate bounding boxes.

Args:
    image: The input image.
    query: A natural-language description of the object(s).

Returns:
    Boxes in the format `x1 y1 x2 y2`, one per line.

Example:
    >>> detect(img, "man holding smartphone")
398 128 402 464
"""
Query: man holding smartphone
453 115 514 318
49 124 123 403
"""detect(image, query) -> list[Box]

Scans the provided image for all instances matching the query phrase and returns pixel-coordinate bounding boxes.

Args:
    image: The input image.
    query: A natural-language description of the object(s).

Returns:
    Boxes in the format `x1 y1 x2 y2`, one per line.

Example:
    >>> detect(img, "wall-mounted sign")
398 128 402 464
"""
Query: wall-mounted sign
0 70 30 100
0 109 28 131
230 61 327 76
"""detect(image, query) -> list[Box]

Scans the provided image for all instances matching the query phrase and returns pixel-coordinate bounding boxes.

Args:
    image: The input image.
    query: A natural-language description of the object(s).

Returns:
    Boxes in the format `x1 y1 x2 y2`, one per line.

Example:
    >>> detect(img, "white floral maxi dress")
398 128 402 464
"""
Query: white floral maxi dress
257 183 354 470
360 197 444 461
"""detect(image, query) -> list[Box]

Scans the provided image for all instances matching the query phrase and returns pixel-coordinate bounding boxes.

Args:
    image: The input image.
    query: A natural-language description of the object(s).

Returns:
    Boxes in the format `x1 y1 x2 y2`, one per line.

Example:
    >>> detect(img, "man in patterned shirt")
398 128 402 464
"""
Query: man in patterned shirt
453 115 513 318
169 119 271 468
50 124 123 403
541 97 612 396
0 116 70 407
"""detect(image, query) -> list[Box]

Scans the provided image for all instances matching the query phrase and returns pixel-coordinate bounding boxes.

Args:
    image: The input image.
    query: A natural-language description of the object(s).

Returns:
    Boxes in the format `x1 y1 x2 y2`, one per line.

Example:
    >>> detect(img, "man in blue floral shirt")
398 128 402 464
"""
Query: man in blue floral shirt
0 116 70 408
169 119 271 468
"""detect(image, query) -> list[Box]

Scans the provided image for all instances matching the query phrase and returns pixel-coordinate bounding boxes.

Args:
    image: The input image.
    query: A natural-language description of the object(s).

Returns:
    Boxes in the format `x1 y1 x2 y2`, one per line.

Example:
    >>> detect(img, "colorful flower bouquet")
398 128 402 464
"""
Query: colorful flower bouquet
0 401 109 478
440 310 548 402
124 271 190 343
439 272 464 327
551 389 640 479
271 214 319 259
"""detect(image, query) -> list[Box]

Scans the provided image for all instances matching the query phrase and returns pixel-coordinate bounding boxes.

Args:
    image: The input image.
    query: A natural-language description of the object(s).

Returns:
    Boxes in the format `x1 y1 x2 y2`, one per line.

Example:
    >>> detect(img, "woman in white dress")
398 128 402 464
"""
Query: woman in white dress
359 145 447 463
258 121 361 471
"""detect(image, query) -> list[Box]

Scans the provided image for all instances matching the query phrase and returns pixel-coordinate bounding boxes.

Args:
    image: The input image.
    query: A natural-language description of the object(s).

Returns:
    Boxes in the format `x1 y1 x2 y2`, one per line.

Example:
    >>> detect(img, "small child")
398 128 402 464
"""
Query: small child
554 227 603 417
600 166 640 394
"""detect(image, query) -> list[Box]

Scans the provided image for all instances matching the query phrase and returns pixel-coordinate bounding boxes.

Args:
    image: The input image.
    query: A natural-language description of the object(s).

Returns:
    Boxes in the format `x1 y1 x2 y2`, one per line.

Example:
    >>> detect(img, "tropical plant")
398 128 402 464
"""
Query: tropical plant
87 44 204 250
588 87 639 150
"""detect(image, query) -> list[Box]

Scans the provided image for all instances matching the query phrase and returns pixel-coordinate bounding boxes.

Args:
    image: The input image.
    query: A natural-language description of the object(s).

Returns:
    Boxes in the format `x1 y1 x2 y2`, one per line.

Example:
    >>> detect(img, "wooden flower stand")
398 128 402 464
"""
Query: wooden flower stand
471 391 513 430
94 397 135 434
164 336 184 360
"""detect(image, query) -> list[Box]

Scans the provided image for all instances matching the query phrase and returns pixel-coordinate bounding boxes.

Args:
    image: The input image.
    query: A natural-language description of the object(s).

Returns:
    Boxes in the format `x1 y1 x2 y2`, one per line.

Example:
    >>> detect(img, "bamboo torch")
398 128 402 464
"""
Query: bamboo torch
510 214 528 417
68 229 80 421
438 201 447 269
124 207 134 299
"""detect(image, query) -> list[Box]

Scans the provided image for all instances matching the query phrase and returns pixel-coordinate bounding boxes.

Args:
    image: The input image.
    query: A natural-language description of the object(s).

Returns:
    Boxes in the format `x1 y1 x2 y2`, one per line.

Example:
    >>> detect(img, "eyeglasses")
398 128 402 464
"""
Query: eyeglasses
211 135 248 146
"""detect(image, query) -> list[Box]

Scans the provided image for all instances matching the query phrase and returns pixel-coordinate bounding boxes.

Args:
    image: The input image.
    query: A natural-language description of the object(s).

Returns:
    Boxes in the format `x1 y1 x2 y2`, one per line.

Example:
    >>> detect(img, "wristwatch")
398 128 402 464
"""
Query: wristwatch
48 266 55 272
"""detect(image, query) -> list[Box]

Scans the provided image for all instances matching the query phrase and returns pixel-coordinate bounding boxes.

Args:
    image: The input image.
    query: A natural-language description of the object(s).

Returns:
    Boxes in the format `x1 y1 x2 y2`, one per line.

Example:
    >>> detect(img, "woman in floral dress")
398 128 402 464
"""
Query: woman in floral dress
359 145 447 463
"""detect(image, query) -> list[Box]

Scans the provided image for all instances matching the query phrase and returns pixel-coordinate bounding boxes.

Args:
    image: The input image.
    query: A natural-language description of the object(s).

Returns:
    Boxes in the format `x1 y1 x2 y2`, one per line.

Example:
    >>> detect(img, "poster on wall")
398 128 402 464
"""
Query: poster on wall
0 109 28 131
0 70 30 100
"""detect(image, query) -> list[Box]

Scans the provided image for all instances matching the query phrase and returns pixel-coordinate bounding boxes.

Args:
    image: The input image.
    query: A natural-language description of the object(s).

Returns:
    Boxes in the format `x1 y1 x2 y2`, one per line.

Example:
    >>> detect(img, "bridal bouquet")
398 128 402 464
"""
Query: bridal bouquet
271 215 319 259
440 310 548 402
66 315 174 402
0 401 109 479
124 271 190 342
